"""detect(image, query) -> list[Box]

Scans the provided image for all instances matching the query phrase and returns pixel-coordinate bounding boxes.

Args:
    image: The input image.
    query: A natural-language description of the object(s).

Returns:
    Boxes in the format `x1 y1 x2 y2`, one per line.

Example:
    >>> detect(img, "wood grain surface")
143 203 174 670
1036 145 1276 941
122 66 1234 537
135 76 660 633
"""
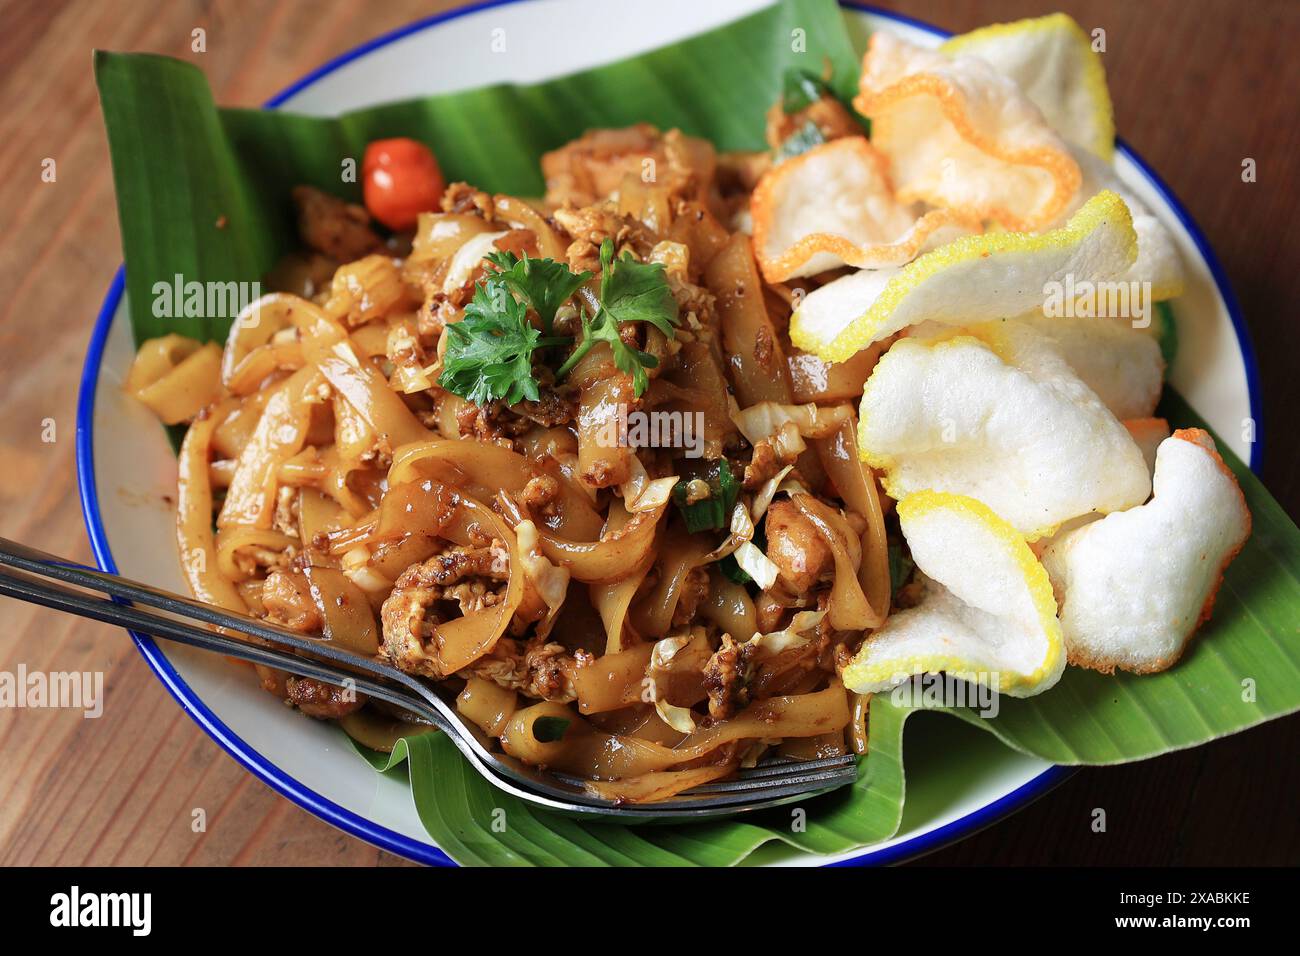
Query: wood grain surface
0 0 1295 867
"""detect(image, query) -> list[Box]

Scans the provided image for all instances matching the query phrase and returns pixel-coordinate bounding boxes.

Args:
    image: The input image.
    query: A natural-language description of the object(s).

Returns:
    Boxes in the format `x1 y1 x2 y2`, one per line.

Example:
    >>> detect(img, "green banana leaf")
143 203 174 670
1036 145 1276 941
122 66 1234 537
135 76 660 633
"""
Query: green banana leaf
95 0 858 345
95 0 1300 866
350 693 911 867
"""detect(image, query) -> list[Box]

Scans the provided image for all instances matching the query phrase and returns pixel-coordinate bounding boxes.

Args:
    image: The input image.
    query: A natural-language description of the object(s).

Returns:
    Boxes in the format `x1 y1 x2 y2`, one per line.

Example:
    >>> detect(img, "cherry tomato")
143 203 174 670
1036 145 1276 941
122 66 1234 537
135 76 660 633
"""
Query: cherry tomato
362 138 445 231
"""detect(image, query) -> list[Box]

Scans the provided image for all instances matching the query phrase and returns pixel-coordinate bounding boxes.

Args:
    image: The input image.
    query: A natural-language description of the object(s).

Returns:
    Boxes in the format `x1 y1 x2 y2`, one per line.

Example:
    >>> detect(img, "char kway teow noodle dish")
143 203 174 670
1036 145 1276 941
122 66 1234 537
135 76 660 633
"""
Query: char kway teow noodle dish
124 13 1251 805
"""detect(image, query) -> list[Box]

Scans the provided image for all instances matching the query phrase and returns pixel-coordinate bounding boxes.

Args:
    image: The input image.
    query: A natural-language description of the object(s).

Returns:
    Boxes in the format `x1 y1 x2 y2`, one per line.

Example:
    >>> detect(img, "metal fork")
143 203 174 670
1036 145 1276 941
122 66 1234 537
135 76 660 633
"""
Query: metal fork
0 537 857 821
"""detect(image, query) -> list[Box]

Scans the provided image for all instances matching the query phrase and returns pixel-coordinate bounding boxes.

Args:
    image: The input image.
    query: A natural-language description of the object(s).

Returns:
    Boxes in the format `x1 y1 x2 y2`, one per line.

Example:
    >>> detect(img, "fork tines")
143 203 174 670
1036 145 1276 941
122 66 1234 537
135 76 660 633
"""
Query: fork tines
549 752 859 812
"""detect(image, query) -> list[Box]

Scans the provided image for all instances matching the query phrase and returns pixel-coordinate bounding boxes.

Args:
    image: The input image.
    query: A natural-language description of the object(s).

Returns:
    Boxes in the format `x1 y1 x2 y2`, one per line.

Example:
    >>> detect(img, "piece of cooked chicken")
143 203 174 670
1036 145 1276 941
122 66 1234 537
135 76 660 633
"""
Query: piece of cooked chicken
702 635 750 721
764 499 834 595
379 542 510 678
672 566 711 629
261 568 322 634
291 185 382 262
542 124 668 209
285 675 366 719
472 637 588 703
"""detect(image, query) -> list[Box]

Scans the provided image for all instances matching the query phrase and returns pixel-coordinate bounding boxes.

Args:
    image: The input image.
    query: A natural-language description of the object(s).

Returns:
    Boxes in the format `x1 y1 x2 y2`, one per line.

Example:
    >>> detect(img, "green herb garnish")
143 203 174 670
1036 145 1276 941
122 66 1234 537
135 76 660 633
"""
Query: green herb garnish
437 277 569 406
532 716 571 742
718 555 751 585
887 541 914 600
440 239 676 406
774 120 827 164
483 250 591 335
554 238 679 396
775 65 871 158
673 459 740 534
782 68 833 114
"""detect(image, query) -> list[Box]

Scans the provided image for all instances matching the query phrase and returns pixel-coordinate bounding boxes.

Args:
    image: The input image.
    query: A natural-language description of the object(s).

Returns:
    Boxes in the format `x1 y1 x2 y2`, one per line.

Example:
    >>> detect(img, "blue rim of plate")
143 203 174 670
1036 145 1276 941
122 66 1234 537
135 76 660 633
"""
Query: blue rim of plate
75 0 1263 868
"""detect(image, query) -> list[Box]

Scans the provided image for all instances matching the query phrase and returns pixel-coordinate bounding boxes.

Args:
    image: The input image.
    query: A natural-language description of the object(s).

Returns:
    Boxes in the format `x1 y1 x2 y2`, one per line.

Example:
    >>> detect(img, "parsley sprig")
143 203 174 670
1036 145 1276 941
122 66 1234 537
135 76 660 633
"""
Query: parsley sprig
437 270 569 406
438 239 677 406
482 250 590 335
554 238 678 395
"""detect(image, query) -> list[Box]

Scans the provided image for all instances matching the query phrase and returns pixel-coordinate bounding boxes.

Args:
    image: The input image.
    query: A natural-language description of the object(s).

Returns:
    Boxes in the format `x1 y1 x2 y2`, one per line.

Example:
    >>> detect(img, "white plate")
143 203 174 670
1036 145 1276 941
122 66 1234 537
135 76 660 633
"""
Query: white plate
77 0 1262 867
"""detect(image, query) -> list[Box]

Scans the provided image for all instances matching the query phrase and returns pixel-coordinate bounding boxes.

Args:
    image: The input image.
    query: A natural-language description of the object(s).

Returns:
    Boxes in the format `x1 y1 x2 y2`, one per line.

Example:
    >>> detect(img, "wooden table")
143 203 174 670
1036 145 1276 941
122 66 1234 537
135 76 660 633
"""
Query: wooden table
0 0 1294 867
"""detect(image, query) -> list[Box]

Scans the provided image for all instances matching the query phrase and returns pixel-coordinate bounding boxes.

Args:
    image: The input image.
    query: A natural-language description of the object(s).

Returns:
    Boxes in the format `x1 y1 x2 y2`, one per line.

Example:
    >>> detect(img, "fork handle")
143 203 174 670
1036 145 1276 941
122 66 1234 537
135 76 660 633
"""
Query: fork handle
0 563 453 733
0 536 447 709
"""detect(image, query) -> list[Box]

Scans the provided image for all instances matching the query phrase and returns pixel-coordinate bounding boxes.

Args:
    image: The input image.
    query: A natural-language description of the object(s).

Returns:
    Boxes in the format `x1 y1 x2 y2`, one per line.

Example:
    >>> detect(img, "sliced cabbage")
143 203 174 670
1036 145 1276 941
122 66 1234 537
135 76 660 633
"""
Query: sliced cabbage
743 610 827 661
513 519 571 639
732 401 853 445
647 634 699 733
751 464 798 522
696 502 756 565
442 230 508 294
619 456 679 513
733 541 780 590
